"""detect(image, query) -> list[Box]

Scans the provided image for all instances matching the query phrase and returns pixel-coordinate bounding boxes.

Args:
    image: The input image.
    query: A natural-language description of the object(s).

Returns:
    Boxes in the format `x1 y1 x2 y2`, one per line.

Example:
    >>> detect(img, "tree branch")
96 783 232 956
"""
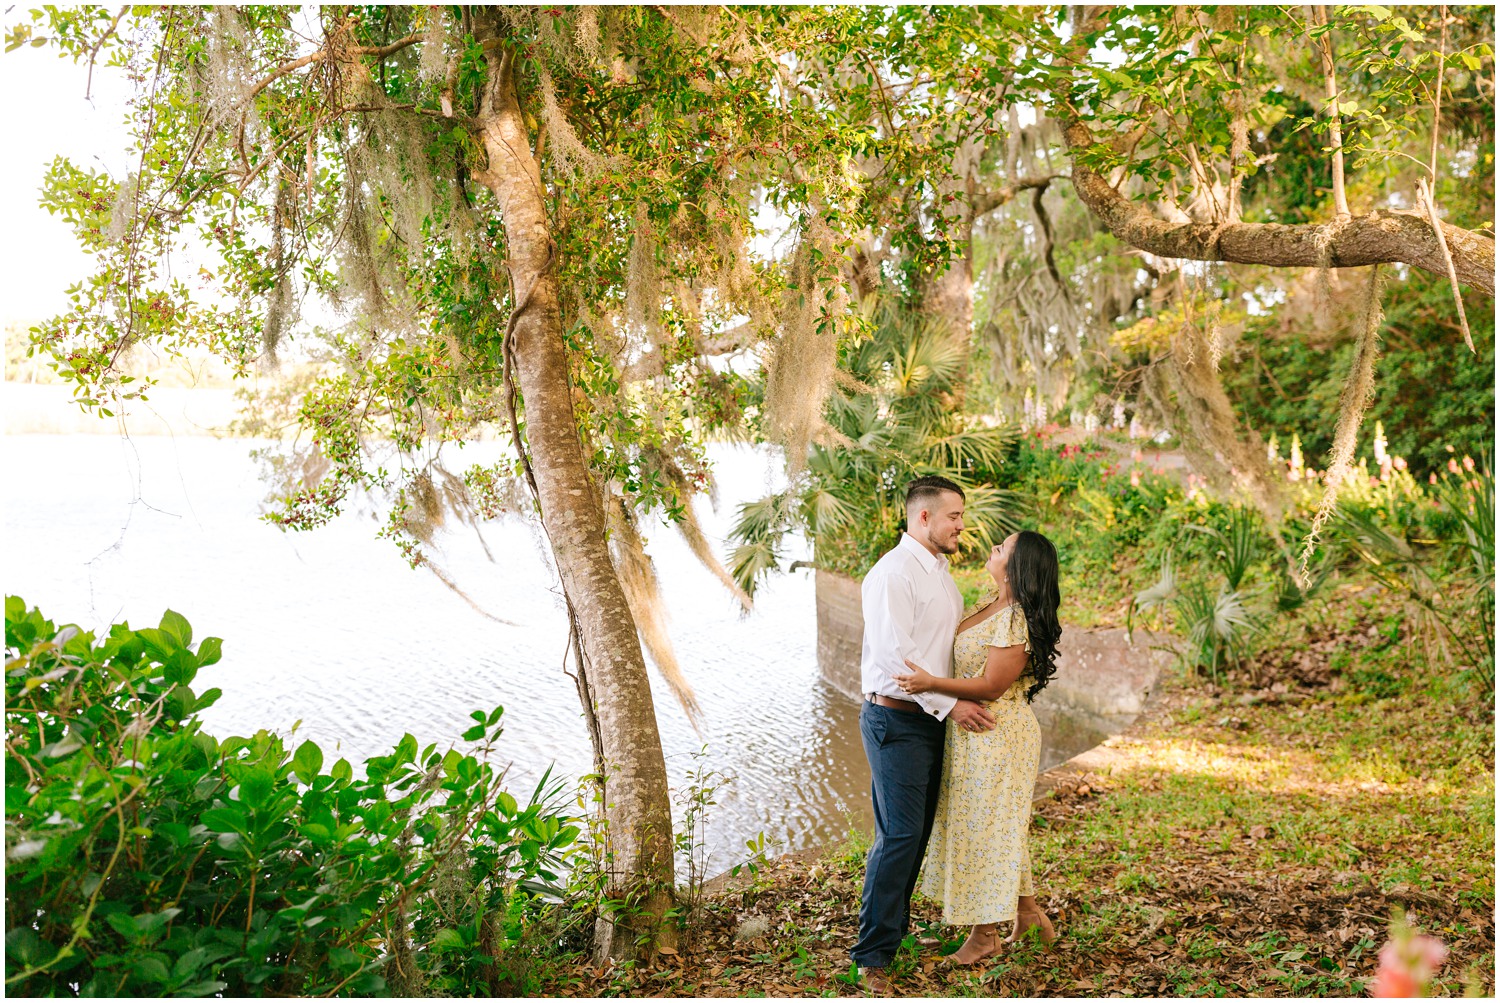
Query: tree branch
1308 5 1350 217
1056 7 1495 296
695 319 763 355
244 32 423 106
1063 115 1494 295
971 173 1067 219
84 6 129 101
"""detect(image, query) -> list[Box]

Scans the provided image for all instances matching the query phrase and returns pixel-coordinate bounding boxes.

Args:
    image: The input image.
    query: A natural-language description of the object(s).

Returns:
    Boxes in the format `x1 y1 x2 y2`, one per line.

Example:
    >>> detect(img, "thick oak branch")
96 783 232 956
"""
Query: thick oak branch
1058 118 1494 295
1058 6 1493 296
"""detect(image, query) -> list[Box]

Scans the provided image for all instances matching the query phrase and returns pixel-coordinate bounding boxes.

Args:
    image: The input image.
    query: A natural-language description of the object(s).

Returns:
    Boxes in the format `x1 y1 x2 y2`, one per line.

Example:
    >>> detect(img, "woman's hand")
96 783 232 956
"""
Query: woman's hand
893 659 937 694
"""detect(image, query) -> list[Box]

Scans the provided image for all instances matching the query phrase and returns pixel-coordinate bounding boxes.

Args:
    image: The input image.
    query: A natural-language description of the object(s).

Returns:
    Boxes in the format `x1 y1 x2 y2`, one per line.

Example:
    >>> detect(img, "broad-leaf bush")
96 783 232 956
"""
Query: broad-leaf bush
5 599 580 996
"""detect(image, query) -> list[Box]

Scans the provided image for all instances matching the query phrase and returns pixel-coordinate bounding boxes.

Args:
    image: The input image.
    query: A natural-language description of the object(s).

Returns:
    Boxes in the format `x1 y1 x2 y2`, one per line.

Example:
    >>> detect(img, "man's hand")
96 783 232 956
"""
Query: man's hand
949 699 997 733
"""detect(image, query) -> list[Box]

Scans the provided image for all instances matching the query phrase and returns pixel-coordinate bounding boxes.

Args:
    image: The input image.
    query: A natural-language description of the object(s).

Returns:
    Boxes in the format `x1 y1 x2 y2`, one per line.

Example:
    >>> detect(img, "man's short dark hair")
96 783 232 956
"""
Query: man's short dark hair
905 475 965 513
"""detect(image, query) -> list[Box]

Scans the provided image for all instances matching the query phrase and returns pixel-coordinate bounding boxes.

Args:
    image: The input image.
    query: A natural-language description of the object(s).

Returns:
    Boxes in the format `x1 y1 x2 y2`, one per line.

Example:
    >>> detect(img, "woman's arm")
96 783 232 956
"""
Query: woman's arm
895 643 1028 701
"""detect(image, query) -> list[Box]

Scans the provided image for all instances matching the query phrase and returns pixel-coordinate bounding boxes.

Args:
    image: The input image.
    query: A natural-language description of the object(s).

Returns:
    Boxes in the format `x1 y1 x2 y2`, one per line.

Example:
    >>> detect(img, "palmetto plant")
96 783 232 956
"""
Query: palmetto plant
728 299 1022 595
1188 506 1261 591
1129 509 1267 684
1332 460 1494 692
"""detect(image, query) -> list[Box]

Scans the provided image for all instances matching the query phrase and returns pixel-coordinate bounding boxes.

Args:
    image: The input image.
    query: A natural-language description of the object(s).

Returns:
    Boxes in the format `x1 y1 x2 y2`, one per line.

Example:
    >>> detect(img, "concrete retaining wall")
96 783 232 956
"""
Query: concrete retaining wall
815 570 866 699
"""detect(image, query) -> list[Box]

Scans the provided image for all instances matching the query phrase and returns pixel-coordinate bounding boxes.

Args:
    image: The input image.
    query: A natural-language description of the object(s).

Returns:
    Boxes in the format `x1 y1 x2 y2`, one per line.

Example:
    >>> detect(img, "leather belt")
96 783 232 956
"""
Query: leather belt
868 694 923 713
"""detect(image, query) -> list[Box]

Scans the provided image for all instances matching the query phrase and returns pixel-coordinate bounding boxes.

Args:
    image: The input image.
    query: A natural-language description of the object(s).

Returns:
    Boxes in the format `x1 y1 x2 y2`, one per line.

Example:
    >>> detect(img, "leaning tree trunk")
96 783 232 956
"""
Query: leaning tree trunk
920 228 976 408
475 39 676 963
918 162 978 409
920 166 1062 408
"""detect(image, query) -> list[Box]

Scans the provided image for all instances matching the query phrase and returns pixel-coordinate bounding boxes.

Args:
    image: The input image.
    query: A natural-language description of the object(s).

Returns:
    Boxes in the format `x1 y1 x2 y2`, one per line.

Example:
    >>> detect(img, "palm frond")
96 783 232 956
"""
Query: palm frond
921 424 1017 474
955 482 1026 553
1126 548 1176 641
803 486 857 535
1187 506 1261 591
888 328 964 395
724 492 797 597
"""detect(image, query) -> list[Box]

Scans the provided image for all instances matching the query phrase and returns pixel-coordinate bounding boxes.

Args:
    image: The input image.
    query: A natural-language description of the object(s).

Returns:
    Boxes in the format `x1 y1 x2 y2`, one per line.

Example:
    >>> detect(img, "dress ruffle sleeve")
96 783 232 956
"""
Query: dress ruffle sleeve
986 604 1031 652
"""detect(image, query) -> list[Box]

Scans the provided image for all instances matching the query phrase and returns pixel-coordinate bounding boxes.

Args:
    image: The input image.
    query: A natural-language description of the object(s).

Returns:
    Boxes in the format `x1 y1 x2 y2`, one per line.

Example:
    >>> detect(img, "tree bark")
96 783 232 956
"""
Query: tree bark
1308 5 1350 217
473 34 676 963
1060 118 1495 295
1058 9 1495 297
918 171 1068 410
920 232 976 406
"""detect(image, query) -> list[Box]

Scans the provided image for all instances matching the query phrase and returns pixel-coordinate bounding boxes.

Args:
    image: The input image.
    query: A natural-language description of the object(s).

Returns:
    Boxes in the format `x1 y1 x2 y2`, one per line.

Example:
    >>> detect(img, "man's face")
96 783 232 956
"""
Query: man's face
924 491 966 554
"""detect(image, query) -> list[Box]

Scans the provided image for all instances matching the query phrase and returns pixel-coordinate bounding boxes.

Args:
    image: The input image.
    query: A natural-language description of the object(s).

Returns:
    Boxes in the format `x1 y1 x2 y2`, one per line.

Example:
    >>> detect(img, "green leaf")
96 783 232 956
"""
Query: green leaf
156 822 191 847
133 956 171 983
105 912 140 939
292 740 324 783
195 636 222 666
158 609 192 646
134 627 180 659
433 928 466 951
200 807 248 836
177 980 228 997
4 927 55 967
238 767 276 811
300 821 332 842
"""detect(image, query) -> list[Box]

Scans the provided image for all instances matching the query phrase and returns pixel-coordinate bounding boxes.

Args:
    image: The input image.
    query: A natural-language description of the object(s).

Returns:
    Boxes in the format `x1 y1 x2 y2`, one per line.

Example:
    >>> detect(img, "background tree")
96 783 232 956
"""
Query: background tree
14 4 889 960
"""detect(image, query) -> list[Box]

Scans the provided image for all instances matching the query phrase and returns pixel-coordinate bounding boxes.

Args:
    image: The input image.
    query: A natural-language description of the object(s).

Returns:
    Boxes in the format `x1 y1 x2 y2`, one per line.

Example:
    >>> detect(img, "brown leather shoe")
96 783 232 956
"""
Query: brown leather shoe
858 967 896 996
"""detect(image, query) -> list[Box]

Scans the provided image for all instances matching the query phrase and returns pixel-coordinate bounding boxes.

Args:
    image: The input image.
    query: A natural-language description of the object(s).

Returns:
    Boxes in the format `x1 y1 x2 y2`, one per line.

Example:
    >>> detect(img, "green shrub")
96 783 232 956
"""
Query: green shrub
1223 272 1494 478
5 599 581 996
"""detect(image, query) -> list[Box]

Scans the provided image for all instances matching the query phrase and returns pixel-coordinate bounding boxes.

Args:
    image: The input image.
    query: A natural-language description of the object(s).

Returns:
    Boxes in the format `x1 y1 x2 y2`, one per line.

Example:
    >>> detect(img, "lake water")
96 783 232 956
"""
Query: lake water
2 432 1103 876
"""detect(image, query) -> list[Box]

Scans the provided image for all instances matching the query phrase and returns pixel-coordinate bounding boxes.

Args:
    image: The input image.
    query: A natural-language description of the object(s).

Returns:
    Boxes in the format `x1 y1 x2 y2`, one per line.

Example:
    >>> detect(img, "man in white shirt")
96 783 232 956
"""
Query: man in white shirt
851 475 997 990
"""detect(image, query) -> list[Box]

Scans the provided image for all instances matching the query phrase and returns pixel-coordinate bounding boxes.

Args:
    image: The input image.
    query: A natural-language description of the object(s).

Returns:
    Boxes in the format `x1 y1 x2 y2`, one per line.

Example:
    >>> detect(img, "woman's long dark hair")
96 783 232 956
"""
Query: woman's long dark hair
1008 530 1063 702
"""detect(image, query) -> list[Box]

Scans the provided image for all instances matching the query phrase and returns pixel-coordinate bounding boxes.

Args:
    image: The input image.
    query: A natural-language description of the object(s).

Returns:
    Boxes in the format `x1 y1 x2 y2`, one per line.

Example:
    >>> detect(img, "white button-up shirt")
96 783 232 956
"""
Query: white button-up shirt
860 533 963 720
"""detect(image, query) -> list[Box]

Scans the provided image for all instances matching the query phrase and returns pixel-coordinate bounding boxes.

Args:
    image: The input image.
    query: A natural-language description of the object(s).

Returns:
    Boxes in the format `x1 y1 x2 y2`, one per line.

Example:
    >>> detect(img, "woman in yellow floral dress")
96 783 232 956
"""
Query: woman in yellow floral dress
895 530 1063 965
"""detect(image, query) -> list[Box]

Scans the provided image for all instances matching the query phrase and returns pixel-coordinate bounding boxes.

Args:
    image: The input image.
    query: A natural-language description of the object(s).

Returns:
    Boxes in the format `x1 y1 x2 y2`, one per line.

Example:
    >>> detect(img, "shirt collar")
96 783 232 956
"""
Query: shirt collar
899 532 945 573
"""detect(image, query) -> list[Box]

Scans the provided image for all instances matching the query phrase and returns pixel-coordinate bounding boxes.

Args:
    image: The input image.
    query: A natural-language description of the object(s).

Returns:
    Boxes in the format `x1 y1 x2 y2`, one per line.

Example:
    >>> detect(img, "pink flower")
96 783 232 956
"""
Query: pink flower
1373 929 1448 998
1394 457 1408 471
1130 470 1141 487
1463 455 1475 472
1373 965 1420 998
1430 474 1439 485
1448 458 1461 475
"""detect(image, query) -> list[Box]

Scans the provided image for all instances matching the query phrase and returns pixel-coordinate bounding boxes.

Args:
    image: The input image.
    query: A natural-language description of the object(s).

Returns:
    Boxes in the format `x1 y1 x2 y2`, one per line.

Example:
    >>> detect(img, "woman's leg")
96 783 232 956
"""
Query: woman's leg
949 923 1003 964
1005 842 1057 944
1008 895 1057 945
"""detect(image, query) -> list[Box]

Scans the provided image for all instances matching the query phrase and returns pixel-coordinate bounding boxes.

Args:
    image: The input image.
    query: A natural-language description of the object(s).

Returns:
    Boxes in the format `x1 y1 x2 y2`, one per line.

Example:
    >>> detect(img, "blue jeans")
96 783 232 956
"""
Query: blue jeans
851 700 946 969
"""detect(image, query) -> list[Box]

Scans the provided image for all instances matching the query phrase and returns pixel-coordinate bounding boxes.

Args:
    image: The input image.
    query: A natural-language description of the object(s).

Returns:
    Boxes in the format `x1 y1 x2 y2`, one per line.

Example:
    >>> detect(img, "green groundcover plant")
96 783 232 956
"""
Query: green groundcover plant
4 599 580 996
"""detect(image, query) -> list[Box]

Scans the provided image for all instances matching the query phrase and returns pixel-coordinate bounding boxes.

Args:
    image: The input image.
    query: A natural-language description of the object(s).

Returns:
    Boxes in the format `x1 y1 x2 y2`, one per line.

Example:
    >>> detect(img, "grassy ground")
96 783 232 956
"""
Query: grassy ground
536 586 1494 997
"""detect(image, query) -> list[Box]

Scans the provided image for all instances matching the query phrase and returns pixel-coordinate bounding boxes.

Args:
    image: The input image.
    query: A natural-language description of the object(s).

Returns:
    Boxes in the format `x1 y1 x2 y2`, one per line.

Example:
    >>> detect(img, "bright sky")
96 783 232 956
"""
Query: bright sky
1 32 133 326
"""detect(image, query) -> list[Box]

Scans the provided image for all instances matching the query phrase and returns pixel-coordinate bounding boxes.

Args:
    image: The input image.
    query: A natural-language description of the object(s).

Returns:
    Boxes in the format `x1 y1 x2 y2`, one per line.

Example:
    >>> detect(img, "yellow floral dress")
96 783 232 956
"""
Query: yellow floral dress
921 601 1040 925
